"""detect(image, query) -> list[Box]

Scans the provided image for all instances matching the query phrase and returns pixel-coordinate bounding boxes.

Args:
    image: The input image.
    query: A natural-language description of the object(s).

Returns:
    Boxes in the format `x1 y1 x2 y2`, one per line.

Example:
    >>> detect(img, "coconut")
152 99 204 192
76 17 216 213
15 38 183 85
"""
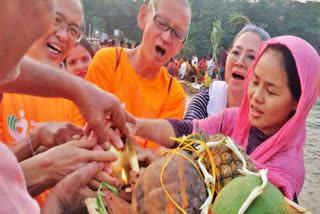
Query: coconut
211 175 292 214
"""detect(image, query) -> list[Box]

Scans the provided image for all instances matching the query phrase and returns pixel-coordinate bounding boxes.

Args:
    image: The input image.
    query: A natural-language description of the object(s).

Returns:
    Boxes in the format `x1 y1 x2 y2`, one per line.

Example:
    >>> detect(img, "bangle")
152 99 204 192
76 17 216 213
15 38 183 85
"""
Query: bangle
28 132 35 156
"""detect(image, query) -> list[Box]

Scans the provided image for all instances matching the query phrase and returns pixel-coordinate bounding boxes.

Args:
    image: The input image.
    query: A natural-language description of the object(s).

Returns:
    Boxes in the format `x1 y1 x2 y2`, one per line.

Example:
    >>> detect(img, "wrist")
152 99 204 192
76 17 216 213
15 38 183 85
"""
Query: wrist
29 128 40 152
20 156 52 197
42 190 65 214
68 77 88 106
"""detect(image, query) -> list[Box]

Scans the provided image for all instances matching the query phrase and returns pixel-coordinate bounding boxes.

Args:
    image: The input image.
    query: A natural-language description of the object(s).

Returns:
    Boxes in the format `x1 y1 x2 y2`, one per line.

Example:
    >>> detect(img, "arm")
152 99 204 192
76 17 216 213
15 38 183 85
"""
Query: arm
135 119 176 148
20 138 118 197
13 132 40 163
183 89 210 120
14 122 83 162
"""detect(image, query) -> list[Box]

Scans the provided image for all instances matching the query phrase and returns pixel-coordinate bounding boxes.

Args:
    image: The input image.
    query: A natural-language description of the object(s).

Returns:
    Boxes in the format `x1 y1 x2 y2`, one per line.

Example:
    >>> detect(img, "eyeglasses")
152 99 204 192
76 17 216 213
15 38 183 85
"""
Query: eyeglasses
151 0 188 43
53 15 83 42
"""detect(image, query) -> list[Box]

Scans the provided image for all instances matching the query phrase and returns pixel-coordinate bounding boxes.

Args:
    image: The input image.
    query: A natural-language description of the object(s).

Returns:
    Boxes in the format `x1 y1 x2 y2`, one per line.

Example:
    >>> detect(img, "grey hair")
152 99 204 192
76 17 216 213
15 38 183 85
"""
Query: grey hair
230 24 271 48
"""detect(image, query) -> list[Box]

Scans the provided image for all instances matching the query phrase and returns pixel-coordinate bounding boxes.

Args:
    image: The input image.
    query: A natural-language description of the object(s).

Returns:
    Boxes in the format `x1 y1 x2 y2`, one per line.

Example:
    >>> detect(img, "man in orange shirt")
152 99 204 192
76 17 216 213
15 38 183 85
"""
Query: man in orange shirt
73 0 191 148
0 0 83 145
0 0 122 207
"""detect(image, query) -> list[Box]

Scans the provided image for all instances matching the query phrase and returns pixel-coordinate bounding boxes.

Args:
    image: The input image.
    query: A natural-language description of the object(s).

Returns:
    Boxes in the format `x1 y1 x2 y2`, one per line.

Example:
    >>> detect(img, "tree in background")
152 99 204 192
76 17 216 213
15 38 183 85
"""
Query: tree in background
83 0 320 57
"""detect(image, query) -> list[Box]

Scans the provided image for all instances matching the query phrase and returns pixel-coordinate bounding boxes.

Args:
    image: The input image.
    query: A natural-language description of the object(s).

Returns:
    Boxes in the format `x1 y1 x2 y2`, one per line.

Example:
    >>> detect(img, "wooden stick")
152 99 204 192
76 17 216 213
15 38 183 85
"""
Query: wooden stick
85 198 101 214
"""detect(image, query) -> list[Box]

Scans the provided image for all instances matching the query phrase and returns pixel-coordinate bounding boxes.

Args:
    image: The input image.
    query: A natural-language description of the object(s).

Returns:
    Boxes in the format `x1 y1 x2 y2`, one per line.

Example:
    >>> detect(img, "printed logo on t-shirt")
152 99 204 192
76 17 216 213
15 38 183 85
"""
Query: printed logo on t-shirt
7 110 28 141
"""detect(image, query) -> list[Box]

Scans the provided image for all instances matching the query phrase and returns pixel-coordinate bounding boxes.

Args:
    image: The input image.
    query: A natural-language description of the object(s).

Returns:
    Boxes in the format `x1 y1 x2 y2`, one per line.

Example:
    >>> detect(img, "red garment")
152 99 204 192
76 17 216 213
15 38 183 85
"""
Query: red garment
219 49 227 67
197 59 207 71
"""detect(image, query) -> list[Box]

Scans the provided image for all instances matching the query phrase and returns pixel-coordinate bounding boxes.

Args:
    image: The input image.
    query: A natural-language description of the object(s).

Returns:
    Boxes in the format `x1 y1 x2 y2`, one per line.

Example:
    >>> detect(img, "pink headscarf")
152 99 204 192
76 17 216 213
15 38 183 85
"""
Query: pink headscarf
232 36 320 199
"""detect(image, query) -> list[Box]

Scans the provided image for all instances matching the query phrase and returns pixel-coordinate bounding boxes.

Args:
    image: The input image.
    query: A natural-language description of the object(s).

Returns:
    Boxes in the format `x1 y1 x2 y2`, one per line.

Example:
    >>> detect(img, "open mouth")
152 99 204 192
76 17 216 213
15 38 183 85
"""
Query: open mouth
47 43 62 54
250 104 263 117
155 45 165 57
232 73 245 80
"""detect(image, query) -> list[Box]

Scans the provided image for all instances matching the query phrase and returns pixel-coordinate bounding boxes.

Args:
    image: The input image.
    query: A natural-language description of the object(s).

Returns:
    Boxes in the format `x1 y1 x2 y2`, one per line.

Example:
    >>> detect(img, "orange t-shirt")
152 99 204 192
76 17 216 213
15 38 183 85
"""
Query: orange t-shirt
72 47 186 148
0 93 81 206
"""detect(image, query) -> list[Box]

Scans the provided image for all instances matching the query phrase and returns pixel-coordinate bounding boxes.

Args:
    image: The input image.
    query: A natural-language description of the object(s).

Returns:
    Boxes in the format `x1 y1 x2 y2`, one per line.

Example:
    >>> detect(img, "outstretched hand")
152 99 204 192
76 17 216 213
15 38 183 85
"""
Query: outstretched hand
42 162 103 214
74 85 136 145
34 138 118 186
31 122 83 149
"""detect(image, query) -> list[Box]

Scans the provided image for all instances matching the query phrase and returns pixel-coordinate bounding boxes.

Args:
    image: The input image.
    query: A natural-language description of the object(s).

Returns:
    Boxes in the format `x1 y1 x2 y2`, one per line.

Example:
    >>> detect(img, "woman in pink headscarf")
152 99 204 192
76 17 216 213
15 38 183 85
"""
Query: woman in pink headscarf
133 36 320 201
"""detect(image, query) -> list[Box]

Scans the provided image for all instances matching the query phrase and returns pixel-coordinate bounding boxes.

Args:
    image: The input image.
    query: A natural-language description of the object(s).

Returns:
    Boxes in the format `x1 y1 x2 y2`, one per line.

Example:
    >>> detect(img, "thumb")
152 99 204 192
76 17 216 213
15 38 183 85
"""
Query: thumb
64 162 102 188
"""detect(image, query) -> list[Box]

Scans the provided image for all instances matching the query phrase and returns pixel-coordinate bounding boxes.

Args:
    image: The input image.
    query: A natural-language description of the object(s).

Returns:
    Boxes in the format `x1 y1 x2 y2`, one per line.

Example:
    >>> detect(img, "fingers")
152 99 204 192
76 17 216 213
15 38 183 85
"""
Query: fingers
101 142 110 151
72 135 82 140
34 146 48 155
114 119 131 139
94 171 119 187
82 123 91 138
91 119 110 145
63 161 102 188
104 162 112 174
108 128 123 150
125 111 137 125
79 150 118 163
60 123 83 144
88 179 102 191
72 138 97 149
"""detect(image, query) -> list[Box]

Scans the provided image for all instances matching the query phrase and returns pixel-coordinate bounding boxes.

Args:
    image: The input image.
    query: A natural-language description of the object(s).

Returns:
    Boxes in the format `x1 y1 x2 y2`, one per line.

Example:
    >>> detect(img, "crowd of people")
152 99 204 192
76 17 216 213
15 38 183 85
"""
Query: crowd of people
165 54 218 84
92 38 141 55
0 0 319 213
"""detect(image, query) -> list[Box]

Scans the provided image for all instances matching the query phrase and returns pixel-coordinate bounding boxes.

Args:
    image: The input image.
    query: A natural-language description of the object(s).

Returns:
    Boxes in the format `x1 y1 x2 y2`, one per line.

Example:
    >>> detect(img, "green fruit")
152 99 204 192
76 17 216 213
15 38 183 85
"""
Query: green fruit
211 175 291 214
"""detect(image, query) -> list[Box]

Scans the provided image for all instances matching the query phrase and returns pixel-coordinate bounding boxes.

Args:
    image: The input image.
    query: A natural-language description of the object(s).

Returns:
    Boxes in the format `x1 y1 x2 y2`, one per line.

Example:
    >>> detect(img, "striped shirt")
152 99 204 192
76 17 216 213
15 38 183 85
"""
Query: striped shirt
183 89 210 120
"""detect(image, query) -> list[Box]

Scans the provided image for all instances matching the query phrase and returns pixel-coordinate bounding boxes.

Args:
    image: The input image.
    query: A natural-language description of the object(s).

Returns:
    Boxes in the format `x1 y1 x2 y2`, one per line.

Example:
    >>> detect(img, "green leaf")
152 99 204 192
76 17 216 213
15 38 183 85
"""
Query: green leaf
96 181 120 214
196 122 200 133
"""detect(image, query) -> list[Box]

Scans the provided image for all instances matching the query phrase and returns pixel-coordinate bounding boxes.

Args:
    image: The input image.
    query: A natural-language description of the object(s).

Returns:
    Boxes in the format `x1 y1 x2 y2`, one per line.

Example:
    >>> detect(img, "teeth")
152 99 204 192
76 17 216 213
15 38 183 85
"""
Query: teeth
252 106 262 114
48 46 60 54
48 43 62 54
51 43 62 52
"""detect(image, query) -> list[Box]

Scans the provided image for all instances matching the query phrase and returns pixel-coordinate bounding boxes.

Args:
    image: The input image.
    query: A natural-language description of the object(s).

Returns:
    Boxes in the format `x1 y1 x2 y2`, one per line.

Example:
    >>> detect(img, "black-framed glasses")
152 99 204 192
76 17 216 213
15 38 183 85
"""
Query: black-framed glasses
53 15 83 42
151 0 188 43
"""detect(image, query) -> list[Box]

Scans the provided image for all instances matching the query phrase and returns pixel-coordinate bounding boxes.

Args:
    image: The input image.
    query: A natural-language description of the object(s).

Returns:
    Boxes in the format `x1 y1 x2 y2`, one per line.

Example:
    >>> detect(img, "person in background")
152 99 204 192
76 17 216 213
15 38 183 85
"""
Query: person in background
72 0 191 149
134 40 141 48
126 41 132 49
166 58 177 76
197 56 207 83
110 39 116 47
65 37 94 78
206 54 215 78
184 59 192 81
192 54 198 66
184 24 270 120
218 44 227 80
188 65 197 83
119 38 125 47
179 57 187 80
